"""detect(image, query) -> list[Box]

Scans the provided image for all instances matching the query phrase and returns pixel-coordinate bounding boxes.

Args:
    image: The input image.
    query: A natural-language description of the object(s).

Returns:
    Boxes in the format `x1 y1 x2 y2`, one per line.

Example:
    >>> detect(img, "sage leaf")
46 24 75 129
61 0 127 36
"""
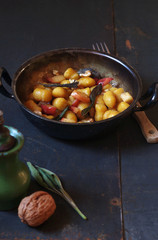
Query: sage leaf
27 162 87 220
38 81 79 88
81 83 102 116
54 106 69 121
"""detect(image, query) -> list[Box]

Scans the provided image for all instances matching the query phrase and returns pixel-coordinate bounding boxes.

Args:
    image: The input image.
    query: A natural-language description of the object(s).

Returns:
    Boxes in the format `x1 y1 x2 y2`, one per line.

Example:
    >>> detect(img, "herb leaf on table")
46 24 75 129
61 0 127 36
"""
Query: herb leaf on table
27 162 87 220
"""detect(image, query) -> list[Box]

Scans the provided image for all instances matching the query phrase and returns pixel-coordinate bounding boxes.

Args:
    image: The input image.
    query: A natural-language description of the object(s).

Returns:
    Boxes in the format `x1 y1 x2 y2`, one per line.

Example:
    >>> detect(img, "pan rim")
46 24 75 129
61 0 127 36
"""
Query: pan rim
12 47 142 126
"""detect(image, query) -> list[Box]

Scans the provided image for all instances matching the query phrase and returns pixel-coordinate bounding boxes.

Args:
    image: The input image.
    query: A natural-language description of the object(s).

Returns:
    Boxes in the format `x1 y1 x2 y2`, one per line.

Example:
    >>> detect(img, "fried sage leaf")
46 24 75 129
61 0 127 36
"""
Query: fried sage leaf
27 162 87 220
81 83 102 116
38 81 79 88
54 106 69 121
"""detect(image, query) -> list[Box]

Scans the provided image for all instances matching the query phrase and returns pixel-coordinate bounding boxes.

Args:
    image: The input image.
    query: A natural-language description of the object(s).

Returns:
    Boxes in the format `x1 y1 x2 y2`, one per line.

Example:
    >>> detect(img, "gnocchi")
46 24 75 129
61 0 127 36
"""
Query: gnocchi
24 67 134 123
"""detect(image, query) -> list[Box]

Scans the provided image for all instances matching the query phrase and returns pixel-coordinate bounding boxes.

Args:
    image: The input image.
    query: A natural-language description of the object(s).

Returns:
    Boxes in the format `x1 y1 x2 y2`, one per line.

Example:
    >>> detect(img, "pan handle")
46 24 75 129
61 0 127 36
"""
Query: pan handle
0 67 14 98
133 82 158 112
132 82 158 143
133 102 158 143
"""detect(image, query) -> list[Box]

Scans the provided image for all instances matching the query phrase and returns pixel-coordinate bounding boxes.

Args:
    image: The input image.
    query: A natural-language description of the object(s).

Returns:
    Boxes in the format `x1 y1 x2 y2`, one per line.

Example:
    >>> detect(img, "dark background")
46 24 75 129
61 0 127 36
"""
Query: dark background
0 1 158 239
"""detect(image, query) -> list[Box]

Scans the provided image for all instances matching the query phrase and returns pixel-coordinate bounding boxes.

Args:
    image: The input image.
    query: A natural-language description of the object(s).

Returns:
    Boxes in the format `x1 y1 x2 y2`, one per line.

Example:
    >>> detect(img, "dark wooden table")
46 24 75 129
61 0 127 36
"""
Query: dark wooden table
0 1 158 239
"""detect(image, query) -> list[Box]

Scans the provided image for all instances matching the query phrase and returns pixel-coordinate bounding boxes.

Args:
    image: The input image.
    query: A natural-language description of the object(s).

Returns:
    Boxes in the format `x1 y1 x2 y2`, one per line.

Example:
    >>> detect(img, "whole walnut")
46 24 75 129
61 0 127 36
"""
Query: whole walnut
18 191 56 227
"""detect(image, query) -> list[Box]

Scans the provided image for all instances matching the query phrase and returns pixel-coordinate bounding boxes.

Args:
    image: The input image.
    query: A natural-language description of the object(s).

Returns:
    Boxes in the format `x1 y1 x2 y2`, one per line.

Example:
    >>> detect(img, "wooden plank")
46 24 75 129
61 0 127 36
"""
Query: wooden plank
0 0 123 239
114 0 158 239
0 127 122 239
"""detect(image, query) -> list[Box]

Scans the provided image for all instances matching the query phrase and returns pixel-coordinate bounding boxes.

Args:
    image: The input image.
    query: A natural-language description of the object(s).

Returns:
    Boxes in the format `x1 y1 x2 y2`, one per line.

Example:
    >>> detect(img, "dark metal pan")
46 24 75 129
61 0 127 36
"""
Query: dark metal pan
0 48 157 140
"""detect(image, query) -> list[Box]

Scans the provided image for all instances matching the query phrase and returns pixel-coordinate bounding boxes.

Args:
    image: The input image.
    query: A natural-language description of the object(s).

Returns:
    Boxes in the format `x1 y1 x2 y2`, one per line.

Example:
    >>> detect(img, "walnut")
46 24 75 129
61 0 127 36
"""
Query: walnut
18 191 56 227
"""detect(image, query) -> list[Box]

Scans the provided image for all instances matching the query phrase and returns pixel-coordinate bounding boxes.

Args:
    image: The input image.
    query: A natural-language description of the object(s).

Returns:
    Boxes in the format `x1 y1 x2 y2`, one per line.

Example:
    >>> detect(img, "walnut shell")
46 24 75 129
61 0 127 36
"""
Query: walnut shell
18 191 56 227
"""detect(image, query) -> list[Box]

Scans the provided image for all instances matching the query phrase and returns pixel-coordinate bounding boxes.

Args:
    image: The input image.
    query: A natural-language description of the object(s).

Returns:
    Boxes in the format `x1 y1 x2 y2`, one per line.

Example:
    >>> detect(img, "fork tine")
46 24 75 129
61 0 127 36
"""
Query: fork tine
100 42 105 52
92 44 96 51
96 42 101 52
103 42 110 54
92 42 110 54
92 42 101 51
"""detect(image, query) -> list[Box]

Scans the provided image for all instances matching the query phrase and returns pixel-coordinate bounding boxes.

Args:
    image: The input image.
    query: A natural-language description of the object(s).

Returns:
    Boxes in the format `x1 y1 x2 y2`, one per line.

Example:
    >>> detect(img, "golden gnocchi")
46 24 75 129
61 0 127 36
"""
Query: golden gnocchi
24 67 134 123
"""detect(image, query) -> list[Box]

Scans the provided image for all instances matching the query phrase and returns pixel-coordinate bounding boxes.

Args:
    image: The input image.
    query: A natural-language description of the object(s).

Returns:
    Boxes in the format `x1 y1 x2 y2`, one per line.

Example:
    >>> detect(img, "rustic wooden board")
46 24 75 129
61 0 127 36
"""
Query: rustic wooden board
114 0 158 239
0 0 123 239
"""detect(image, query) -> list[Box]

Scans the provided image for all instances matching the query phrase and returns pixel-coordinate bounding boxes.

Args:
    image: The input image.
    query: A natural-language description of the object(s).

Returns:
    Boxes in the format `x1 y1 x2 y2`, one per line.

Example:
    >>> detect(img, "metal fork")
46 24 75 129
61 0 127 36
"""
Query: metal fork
92 42 158 143
92 42 110 54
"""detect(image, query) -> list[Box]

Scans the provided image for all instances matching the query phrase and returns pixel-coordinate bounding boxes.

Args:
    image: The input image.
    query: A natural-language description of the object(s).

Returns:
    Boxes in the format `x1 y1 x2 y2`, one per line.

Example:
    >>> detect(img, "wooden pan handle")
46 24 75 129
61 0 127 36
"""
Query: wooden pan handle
134 102 158 143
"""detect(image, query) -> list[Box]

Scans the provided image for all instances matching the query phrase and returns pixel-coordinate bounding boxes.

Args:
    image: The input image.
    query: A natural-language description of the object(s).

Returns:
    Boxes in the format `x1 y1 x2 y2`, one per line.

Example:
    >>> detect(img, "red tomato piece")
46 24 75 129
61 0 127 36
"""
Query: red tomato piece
46 77 54 83
71 90 90 103
71 99 80 107
97 77 113 86
69 106 80 114
94 78 99 83
60 118 70 122
69 106 82 119
41 104 57 115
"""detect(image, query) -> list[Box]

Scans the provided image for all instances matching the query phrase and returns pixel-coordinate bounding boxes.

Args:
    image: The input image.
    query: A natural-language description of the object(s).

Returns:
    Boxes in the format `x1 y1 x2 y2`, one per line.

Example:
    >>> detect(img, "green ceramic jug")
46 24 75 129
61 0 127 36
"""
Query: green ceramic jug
0 113 30 210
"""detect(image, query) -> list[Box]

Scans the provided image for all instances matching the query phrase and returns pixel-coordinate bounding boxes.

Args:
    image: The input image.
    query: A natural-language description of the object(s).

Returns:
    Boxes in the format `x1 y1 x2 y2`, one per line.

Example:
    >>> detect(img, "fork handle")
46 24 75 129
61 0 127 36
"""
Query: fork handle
133 103 158 143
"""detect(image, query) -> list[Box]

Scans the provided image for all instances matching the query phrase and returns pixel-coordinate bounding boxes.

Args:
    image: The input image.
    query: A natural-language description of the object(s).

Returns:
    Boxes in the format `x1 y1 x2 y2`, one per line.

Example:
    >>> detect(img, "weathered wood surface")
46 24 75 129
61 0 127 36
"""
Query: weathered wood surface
0 1 123 239
114 0 158 239
0 0 158 239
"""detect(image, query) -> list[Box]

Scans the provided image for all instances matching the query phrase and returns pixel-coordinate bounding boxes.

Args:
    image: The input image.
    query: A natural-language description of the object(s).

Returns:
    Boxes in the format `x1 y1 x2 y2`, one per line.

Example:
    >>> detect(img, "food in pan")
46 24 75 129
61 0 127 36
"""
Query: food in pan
24 67 134 123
